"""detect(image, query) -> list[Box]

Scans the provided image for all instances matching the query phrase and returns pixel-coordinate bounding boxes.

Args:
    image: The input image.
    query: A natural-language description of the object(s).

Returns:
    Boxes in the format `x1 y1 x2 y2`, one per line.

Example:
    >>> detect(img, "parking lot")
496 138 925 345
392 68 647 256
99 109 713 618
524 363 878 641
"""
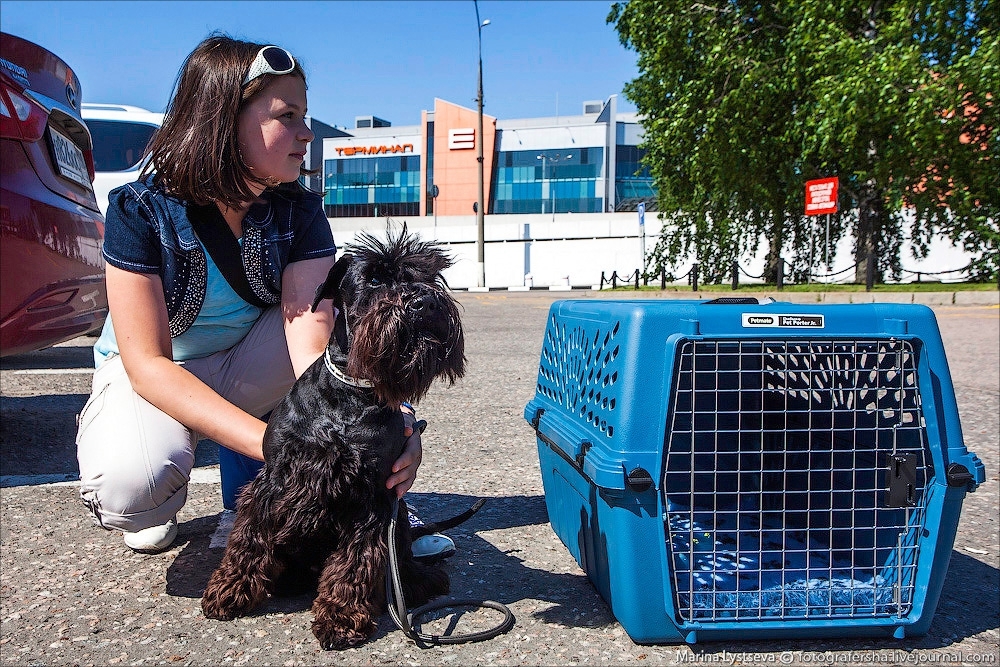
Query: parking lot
1 292 998 666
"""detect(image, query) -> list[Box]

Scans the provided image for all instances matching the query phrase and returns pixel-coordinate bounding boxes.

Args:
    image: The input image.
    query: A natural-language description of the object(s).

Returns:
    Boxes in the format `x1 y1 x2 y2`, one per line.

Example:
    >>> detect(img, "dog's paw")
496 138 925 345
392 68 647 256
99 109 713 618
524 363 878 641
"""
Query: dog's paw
404 564 450 606
312 617 375 650
201 592 237 621
201 578 261 621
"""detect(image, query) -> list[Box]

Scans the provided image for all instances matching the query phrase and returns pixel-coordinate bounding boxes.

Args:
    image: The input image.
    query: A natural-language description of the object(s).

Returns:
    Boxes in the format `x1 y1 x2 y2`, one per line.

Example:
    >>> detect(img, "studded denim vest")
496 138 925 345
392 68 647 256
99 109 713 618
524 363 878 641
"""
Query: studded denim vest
102 178 336 337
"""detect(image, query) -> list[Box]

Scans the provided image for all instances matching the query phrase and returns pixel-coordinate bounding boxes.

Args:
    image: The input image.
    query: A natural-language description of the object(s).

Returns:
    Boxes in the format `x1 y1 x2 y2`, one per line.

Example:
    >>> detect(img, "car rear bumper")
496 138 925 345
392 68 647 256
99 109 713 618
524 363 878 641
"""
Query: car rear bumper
1 140 108 356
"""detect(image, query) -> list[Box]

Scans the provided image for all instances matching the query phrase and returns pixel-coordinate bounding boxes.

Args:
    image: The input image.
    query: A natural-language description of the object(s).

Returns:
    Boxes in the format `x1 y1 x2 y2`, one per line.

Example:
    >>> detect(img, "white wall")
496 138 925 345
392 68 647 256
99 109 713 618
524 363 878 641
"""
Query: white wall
327 212 977 289
329 212 653 288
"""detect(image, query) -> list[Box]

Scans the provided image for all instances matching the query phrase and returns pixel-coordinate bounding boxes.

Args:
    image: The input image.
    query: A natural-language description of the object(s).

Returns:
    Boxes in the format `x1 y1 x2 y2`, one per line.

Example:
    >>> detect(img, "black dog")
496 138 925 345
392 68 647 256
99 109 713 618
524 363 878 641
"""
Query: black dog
201 227 465 649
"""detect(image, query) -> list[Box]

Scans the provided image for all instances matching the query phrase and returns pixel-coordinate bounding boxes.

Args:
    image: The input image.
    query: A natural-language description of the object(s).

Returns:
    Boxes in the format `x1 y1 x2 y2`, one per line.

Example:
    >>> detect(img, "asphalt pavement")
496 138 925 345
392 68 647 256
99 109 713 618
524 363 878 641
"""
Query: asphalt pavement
1 291 998 666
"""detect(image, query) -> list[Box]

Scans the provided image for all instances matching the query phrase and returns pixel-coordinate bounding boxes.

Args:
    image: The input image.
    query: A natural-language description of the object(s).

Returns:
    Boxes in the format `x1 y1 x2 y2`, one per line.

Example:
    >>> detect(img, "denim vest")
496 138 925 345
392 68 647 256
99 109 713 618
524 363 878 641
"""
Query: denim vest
103 178 336 337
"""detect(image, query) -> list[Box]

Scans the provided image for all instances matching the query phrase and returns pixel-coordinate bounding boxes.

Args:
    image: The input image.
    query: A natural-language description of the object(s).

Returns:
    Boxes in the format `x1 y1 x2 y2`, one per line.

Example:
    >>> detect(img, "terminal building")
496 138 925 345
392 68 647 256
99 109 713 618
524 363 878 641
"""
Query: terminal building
321 95 655 220
320 95 659 288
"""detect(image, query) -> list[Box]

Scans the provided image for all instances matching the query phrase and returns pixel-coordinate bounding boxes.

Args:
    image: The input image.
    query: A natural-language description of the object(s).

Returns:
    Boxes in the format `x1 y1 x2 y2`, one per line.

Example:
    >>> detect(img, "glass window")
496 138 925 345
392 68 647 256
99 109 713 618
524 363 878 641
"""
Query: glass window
325 154 421 217
490 148 604 214
614 145 657 211
86 119 158 172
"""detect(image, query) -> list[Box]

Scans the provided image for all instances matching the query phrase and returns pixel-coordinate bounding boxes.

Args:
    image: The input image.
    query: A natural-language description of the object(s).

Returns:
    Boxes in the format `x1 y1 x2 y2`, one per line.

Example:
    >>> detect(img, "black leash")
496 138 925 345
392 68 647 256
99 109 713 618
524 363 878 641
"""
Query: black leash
385 420 515 646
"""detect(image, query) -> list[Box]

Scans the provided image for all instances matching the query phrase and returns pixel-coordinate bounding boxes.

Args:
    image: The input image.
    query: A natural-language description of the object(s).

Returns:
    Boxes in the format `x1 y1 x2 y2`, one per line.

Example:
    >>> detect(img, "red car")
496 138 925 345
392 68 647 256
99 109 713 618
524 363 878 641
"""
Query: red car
1 33 108 357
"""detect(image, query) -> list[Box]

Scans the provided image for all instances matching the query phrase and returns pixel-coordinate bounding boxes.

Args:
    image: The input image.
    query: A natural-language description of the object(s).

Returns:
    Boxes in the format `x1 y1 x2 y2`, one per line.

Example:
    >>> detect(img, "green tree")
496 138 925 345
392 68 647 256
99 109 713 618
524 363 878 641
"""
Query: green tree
609 0 998 284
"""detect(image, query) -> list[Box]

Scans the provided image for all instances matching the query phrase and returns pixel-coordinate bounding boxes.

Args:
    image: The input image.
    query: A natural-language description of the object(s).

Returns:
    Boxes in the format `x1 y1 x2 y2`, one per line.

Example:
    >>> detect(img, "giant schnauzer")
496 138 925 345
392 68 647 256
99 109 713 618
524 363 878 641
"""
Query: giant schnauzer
201 227 465 649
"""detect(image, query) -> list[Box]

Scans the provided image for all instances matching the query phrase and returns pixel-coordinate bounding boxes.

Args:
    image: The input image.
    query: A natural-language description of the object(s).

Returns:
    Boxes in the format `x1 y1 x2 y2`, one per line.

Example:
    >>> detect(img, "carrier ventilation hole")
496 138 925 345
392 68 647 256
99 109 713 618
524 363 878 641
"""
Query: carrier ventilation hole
537 319 624 439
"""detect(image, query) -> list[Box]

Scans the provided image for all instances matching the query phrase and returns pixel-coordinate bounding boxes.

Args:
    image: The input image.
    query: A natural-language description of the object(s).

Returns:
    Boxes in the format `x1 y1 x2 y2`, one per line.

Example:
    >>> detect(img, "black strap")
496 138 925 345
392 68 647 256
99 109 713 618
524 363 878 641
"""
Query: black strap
386 492 514 646
187 204 270 308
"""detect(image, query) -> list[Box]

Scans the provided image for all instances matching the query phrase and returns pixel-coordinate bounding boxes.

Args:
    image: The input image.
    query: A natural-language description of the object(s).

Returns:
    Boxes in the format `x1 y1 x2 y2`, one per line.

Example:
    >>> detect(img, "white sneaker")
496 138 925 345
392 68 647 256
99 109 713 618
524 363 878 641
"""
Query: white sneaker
412 533 456 563
406 508 457 563
123 517 178 553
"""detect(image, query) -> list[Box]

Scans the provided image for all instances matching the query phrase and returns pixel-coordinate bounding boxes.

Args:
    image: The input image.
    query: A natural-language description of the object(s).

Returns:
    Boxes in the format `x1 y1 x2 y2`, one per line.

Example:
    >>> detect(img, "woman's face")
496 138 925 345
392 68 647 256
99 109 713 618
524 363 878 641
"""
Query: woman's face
237 74 314 194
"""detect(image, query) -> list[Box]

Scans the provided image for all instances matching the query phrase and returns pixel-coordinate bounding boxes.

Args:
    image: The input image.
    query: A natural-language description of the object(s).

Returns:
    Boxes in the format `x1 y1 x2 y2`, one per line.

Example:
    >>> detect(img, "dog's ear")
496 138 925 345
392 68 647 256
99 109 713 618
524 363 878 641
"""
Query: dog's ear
311 254 353 313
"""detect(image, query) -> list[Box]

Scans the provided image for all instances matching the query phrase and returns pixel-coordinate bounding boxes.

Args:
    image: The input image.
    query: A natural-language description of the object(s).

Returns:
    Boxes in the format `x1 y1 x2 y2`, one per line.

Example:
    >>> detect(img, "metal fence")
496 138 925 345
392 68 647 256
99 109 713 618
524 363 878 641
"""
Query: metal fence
601 255 993 291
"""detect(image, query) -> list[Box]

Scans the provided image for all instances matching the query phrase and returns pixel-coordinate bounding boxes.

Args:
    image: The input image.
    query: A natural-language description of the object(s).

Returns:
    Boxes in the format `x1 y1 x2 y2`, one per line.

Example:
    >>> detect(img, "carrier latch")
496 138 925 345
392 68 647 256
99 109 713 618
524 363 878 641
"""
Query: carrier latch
886 453 917 507
530 408 545 430
625 466 654 493
946 463 974 488
576 441 592 468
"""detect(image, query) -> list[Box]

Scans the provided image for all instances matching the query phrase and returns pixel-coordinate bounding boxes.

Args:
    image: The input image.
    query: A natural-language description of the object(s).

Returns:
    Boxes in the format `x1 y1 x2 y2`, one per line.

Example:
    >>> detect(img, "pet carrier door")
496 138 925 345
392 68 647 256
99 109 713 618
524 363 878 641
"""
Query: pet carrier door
663 338 930 622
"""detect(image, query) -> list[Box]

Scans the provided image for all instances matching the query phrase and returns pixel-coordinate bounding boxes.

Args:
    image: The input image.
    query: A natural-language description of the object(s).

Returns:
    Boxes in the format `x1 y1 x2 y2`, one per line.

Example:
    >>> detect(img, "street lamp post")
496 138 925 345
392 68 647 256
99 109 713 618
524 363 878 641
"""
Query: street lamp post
373 160 379 219
474 1 490 288
538 155 547 216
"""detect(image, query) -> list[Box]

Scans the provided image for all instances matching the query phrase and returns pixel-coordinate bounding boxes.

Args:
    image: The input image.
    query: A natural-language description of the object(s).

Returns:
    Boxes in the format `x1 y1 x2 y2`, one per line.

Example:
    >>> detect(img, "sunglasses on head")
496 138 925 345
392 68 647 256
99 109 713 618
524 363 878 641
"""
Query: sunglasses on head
243 46 296 86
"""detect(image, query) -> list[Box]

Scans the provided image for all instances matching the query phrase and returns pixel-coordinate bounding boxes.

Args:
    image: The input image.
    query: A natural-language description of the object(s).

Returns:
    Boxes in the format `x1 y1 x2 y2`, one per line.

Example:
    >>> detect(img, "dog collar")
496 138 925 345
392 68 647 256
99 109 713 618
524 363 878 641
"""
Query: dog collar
323 348 374 389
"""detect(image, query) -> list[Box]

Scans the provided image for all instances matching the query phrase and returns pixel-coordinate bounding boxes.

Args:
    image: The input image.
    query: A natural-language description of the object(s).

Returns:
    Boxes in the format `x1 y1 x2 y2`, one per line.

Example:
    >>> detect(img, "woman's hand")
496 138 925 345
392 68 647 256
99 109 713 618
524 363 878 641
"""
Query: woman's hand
387 410 423 498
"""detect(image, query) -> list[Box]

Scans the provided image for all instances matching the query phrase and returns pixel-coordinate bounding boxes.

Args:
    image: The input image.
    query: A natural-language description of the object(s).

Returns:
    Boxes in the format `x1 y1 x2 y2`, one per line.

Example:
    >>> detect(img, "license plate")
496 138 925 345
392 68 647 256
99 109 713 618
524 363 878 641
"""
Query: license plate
48 126 91 188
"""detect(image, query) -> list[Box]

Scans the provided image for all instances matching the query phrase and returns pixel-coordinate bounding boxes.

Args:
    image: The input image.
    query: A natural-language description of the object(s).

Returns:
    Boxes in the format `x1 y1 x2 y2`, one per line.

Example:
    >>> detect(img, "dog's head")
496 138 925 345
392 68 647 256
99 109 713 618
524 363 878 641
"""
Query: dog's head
311 225 466 405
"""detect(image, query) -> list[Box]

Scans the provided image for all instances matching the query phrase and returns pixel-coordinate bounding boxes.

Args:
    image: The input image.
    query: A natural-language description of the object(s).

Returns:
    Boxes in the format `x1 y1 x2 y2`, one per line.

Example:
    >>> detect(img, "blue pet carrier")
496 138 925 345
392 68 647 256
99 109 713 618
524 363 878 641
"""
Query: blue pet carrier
524 299 984 644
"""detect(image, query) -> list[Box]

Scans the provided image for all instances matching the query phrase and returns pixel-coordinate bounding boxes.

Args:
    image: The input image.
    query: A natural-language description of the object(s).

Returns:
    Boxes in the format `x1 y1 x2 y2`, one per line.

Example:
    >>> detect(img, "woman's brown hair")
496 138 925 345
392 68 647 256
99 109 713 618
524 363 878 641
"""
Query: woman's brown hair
140 34 309 208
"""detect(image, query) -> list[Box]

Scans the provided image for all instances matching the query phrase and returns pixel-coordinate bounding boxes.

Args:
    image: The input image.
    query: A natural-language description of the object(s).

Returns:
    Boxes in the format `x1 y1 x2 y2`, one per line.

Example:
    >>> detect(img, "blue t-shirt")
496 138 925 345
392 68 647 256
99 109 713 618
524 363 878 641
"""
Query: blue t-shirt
94 239 263 367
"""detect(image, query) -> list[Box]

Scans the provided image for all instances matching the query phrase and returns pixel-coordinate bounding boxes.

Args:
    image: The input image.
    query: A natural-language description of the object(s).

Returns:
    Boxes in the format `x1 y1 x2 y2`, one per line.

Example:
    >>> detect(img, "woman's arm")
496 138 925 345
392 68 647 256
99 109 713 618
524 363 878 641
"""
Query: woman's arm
280 256 336 378
108 264 267 461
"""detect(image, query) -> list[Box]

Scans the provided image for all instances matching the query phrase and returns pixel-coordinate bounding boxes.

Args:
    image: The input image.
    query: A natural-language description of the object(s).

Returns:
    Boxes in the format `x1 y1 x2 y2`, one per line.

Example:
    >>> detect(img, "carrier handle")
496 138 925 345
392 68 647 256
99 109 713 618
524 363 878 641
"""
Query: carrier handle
703 296 775 305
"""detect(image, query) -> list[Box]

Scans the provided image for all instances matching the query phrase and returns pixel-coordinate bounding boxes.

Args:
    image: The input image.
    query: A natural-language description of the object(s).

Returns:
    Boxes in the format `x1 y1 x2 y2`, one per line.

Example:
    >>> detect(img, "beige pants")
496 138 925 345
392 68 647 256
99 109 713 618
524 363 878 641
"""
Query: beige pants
76 306 295 532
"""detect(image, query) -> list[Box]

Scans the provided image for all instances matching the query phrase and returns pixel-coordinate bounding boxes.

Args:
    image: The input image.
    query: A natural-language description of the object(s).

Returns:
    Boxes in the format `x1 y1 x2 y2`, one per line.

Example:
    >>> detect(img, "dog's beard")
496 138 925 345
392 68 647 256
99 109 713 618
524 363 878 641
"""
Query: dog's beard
346 290 465 405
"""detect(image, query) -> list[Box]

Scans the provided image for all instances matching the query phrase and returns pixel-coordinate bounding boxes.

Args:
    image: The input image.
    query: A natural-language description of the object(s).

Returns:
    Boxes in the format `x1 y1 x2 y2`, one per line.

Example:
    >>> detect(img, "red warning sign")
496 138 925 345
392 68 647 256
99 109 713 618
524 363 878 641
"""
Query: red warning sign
805 177 839 216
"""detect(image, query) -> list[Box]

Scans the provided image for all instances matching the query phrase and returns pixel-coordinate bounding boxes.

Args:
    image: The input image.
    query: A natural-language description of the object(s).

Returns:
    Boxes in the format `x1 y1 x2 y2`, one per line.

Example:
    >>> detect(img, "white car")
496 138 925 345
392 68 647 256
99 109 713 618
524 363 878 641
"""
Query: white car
81 103 163 215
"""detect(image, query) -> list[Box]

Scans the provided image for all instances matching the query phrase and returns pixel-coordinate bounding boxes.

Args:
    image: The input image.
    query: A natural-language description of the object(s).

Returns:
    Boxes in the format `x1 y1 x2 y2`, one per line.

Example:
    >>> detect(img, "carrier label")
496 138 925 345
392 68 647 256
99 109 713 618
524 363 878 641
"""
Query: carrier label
741 313 825 328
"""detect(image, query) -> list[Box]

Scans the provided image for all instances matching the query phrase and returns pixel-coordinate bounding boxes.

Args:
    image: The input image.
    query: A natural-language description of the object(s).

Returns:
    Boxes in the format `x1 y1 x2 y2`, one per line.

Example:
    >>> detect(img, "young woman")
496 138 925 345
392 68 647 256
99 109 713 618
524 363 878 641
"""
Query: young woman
75 35 442 556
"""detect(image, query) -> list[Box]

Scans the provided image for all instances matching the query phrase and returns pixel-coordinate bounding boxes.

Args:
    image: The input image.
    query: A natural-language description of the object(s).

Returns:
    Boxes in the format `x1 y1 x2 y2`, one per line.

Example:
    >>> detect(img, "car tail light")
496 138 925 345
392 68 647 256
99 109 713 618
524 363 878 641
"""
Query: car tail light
0 80 49 142
84 148 96 182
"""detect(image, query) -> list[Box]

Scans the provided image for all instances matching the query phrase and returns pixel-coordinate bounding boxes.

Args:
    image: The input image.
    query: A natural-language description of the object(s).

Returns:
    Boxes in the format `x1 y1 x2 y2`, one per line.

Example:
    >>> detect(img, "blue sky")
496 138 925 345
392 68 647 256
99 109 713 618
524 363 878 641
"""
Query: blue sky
1 0 639 129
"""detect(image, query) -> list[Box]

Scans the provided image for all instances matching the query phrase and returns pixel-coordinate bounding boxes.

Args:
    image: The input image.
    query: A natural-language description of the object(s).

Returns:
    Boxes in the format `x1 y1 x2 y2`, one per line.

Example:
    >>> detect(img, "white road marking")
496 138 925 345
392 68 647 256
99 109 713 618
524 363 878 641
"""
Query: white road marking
1 467 221 488
1 473 80 487
5 368 94 375
189 467 222 484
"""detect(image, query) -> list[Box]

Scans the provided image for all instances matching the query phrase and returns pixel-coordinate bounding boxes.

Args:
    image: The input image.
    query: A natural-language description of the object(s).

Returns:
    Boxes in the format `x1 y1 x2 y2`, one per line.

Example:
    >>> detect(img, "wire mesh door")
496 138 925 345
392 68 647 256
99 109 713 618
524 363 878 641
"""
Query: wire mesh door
663 338 932 622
